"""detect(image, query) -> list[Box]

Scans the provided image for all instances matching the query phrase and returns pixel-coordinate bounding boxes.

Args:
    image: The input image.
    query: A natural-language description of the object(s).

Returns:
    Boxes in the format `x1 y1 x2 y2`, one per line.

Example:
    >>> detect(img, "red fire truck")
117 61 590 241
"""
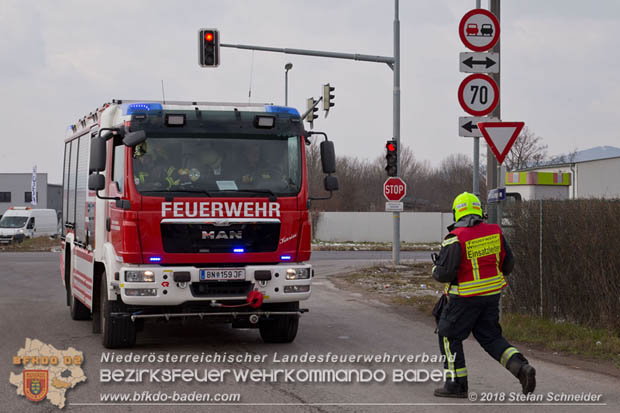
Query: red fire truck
60 100 338 348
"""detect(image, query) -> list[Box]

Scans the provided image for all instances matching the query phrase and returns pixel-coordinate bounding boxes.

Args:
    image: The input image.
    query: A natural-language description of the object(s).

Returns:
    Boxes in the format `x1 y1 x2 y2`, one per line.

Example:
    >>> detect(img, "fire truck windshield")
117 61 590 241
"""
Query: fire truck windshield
132 134 302 196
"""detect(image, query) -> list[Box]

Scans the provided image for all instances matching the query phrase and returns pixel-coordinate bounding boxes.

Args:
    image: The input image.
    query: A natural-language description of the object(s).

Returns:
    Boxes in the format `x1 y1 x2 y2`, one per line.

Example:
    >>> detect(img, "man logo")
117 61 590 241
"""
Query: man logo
202 230 242 240
23 370 48 402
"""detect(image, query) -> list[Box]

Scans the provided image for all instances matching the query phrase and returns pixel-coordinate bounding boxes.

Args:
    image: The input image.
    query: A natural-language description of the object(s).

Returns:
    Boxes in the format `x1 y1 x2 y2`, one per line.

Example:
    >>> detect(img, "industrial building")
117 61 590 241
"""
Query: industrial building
0 173 61 218
510 146 620 200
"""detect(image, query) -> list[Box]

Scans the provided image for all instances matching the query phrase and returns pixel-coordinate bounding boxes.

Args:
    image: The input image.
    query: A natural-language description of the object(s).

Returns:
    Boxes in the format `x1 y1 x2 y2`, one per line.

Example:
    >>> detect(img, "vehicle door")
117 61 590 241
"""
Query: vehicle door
26 217 35 238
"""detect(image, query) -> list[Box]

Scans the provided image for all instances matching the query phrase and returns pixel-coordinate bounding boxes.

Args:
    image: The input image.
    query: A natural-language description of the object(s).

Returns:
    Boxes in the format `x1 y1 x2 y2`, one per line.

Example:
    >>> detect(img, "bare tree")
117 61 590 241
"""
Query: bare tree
504 127 548 171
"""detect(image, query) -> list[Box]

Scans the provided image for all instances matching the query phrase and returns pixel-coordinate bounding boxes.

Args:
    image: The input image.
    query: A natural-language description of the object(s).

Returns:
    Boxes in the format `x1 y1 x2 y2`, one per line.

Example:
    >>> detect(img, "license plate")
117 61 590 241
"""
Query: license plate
200 269 245 281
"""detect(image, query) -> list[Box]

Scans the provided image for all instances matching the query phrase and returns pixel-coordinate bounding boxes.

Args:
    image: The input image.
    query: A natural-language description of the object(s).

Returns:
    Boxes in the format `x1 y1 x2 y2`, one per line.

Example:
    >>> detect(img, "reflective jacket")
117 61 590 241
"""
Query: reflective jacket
432 215 514 297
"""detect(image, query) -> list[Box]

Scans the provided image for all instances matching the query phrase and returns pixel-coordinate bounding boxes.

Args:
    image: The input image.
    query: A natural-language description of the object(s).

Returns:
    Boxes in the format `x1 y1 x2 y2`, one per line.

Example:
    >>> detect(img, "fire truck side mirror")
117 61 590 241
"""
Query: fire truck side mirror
324 175 339 192
88 173 105 191
123 130 147 147
320 140 336 174
89 137 107 173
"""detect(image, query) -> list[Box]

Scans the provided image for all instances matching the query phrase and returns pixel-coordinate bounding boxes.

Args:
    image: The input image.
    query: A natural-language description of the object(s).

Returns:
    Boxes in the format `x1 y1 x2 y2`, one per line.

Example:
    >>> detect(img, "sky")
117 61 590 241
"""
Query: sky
1 0 619 184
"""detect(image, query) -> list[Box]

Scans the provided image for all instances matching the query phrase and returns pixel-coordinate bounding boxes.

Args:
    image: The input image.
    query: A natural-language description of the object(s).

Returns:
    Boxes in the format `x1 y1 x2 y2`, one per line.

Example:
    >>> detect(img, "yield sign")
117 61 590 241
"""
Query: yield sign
478 121 525 164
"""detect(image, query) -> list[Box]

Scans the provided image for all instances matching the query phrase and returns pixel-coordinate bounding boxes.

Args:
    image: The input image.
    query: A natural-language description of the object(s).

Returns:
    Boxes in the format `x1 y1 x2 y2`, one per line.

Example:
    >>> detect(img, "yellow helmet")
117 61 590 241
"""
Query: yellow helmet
452 192 483 222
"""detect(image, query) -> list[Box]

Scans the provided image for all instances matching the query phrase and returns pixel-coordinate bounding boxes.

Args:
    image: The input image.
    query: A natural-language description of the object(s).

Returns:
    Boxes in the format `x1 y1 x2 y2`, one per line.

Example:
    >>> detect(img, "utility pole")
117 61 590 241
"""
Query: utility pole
220 0 402 264
487 0 501 224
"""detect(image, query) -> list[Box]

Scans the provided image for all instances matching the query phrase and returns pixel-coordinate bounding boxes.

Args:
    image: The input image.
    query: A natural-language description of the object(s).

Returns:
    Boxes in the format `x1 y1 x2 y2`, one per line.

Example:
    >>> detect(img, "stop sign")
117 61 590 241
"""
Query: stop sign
383 177 406 201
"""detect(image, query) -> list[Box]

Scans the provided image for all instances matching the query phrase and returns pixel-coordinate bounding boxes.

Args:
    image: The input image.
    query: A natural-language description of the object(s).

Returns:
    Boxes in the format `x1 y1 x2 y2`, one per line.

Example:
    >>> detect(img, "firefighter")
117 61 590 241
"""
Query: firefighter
133 143 166 189
431 192 536 398
238 144 286 186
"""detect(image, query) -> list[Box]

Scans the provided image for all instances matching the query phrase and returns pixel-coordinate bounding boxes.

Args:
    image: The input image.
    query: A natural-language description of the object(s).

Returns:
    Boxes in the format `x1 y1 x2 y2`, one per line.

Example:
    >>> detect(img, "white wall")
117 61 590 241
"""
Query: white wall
576 158 620 198
314 212 453 243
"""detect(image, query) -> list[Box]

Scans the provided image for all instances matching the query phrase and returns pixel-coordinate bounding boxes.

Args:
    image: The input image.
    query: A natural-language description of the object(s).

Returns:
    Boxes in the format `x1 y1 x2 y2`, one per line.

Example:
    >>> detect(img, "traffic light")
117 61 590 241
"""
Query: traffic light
306 98 319 129
385 140 398 177
323 83 335 117
199 29 220 67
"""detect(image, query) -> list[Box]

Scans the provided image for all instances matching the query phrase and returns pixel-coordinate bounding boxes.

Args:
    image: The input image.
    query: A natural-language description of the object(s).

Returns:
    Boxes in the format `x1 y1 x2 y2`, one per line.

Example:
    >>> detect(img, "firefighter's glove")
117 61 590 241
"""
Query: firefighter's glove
431 253 439 265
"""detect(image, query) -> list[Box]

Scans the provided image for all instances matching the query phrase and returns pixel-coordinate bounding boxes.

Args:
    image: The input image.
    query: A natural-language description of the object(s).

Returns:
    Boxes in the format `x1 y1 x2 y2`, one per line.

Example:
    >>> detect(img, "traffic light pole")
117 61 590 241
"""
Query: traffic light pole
393 0 401 265
221 0 402 264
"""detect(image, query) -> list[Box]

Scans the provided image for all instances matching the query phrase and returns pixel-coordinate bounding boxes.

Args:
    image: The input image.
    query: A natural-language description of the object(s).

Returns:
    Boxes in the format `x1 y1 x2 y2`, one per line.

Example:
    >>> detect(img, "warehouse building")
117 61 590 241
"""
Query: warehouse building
0 173 61 218
513 146 620 199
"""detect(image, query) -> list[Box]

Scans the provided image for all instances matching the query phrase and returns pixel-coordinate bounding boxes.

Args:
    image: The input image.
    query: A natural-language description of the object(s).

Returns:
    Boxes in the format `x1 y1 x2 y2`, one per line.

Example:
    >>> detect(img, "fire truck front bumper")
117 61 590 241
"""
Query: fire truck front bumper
115 263 313 306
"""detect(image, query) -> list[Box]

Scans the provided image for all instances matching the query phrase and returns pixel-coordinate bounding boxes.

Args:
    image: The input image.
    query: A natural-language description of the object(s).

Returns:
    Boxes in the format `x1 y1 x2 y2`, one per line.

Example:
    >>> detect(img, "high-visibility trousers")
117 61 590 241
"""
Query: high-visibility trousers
437 293 520 379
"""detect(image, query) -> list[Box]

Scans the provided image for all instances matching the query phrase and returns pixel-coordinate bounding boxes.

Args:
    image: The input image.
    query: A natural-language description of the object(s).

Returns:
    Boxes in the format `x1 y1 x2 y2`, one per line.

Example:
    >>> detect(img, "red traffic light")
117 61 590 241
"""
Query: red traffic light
205 32 214 42
386 142 396 152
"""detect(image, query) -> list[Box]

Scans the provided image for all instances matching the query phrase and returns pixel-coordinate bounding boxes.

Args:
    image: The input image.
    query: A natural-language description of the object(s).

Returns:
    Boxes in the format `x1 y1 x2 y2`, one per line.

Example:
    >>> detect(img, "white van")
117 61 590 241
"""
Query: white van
0 207 58 244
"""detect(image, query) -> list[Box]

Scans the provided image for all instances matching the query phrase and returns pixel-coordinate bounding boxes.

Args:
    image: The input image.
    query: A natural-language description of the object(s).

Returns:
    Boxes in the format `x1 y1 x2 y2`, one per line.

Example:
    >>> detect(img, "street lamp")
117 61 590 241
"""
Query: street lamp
284 62 293 106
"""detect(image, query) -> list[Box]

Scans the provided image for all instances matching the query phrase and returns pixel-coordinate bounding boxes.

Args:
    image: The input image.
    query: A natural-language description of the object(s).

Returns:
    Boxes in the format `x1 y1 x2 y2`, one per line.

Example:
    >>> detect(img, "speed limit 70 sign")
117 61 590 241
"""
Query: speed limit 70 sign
458 73 499 116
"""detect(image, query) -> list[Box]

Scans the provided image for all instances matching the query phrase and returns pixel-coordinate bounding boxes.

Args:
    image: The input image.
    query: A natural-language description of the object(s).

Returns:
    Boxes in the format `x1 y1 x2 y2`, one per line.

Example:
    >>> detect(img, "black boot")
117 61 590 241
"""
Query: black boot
506 353 536 394
434 377 468 398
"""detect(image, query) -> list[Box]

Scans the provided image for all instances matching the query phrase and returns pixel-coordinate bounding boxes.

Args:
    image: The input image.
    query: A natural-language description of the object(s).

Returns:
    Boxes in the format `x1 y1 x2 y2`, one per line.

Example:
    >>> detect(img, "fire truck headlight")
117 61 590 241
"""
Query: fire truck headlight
125 270 155 282
285 268 310 280
125 288 157 297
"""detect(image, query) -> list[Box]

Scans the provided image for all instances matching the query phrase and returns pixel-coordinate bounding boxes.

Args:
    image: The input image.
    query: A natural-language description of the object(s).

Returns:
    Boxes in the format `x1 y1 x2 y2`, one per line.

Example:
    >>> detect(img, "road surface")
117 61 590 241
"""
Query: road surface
1 252 617 412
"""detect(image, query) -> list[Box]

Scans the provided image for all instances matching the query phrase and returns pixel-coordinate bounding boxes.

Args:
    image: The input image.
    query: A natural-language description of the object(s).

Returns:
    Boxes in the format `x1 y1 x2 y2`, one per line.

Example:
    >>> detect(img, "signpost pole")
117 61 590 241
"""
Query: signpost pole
487 0 501 224
393 0 401 265
473 0 481 196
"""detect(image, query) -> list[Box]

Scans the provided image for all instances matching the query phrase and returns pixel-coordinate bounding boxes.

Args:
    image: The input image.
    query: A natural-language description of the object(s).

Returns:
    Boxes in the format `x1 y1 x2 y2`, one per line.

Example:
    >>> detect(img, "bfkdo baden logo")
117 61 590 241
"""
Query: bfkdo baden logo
9 338 87 409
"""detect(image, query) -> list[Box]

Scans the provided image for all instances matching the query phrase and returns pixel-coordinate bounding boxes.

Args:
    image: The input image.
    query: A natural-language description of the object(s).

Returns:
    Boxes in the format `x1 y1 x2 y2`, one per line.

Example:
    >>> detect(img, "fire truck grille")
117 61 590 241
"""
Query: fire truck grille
190 281 253 297
161 222 280 253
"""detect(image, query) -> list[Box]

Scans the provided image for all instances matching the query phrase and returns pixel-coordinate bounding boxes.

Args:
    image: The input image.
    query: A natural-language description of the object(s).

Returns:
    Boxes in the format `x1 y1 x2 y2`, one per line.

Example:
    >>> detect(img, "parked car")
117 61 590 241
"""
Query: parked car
0 207 58 244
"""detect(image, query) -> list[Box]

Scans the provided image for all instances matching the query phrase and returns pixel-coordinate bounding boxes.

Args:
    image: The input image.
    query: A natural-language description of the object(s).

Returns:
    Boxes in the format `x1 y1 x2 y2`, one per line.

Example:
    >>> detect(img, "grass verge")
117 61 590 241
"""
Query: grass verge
0 236 61 252
501 313 620 369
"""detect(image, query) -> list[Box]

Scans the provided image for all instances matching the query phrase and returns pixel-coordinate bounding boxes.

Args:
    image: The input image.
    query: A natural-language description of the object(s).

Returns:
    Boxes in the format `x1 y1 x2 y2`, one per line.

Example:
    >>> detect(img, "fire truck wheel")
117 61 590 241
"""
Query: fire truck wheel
100 273 136 349
69 274 90 321
258 302 299 343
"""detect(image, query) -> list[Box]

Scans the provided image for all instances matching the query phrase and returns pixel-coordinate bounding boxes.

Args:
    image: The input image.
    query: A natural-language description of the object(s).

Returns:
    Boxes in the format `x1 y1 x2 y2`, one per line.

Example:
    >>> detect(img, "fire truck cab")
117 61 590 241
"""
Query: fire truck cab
60 100 338 348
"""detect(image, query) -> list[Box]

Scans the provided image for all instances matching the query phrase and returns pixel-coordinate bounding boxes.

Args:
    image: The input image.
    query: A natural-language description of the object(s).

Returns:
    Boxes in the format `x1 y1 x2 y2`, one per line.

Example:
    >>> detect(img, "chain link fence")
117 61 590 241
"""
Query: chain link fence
503 199 620 332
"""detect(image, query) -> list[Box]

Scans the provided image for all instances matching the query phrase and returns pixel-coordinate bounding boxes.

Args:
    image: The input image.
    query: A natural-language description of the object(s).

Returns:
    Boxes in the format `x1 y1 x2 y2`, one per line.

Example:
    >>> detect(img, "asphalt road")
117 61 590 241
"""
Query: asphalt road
1 252 618 412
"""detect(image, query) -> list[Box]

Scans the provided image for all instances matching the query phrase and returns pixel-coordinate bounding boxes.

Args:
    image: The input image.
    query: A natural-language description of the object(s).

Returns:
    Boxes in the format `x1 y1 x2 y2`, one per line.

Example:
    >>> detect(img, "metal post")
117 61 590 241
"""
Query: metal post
473 0 481 196
539 200 543 317
473 139 480 196
393 0 401 265
487 0 500 223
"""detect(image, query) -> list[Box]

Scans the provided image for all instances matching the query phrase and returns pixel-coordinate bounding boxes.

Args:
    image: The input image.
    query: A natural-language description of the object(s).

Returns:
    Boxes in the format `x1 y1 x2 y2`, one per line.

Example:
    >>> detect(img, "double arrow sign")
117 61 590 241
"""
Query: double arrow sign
459 52 499 73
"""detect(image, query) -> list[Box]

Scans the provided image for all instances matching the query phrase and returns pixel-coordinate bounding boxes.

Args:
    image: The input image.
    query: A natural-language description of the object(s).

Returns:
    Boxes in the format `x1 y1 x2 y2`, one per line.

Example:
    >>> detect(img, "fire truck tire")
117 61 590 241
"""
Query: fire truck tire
69 291 91 320
258 302 299 343
100 273 136 348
